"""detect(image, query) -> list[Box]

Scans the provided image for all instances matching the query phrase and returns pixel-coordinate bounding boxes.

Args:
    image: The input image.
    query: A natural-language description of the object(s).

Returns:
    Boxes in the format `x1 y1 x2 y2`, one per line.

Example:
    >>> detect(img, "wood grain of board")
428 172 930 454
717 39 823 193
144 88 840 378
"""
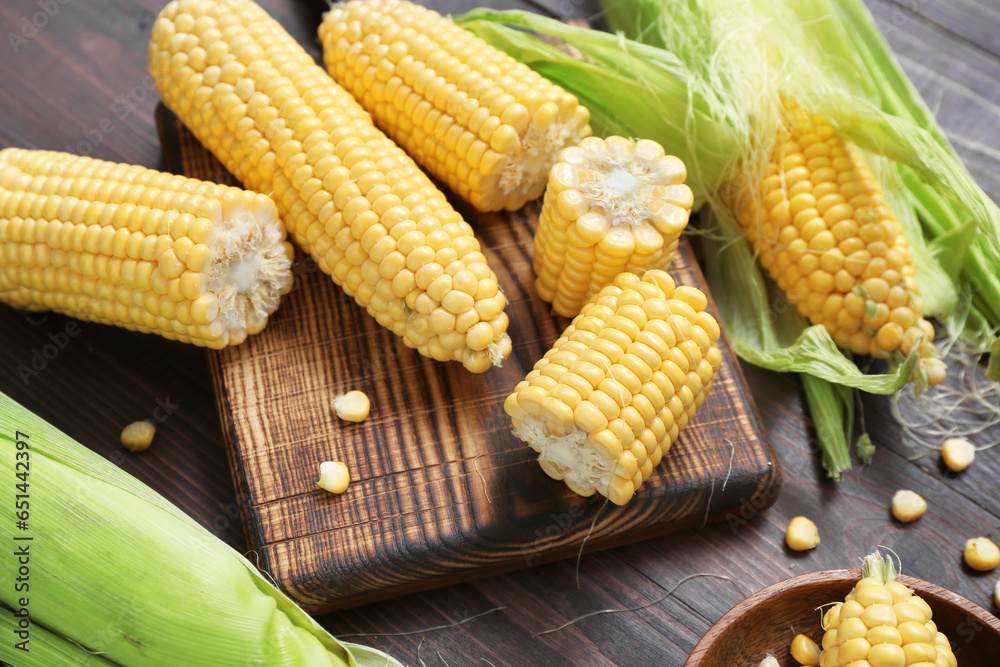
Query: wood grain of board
157 105 780 614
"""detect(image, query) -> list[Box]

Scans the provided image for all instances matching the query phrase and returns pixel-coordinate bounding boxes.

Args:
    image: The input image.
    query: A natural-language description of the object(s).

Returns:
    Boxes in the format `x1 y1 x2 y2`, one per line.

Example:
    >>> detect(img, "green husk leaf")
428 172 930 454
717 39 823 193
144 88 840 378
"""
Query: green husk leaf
0 391 404 667
0 604 117 666
801 374 853 481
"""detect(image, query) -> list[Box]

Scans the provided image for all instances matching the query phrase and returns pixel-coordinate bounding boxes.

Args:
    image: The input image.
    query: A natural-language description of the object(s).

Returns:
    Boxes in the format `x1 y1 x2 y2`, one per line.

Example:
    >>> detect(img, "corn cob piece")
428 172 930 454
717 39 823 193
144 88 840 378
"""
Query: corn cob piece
813 551 957 667
738 100 945 385
319 0 592 212
534 136 693 317
504 270 720 505
149 0 512 372
0 148 293 349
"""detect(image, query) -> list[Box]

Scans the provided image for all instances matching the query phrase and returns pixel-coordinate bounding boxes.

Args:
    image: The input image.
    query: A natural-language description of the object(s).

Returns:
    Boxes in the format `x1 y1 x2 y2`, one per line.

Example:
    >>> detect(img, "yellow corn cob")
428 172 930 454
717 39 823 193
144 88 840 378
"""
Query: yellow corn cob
504 269 720 505
808 551 956 667
149 0 512 372
0 148 293 348
739 100 945 385
318 0 592 212
534 136 693 317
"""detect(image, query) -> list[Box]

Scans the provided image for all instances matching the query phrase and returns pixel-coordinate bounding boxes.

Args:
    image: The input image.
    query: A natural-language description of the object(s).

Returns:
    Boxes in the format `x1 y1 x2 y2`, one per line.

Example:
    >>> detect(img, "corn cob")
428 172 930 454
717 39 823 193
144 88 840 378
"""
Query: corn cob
809 551 957 667
738 100 945 385
504 269 720 505
534 136 693 317
319 0 591 212
149 0 511 372
0 148 293 349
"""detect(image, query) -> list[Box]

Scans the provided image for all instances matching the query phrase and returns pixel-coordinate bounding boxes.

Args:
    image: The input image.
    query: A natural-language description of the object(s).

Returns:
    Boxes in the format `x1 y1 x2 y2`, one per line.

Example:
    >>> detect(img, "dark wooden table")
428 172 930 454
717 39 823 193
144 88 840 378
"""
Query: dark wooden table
2 1 998 665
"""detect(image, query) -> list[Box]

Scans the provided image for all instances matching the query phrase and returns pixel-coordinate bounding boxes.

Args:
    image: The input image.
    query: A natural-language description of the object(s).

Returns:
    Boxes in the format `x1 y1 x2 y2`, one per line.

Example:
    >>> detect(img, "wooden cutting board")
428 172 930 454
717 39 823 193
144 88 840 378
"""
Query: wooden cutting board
157 105 780 614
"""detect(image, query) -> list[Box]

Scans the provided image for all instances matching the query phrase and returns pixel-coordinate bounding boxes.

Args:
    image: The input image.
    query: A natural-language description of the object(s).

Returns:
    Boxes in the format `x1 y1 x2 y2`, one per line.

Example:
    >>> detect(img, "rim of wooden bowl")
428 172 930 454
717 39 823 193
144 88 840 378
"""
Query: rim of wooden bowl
684 568 1000 666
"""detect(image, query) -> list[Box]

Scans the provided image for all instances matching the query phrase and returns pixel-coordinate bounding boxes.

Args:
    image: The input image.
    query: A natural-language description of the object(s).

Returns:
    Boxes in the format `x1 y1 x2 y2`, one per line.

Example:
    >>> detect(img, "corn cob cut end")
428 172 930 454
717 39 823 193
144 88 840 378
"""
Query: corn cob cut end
738 99 945 385
180 192 294 347
319 0 591 212
534 136 693 317
505 269 721 505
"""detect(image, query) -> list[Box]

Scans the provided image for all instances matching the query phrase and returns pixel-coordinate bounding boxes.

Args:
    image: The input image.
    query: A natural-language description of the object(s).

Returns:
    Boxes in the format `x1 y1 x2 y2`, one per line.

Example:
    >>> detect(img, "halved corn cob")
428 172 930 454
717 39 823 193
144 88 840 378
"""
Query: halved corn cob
738 100 945 384
0 148 293 348
150 0 511 372
534 136 693 317
504 269 720 505
319 0 592 212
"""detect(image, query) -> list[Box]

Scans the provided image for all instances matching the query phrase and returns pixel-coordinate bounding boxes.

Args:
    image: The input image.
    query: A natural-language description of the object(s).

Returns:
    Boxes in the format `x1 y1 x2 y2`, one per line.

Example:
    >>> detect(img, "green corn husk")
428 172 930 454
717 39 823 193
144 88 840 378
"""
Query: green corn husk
0 392 403 667
456 0 1000 478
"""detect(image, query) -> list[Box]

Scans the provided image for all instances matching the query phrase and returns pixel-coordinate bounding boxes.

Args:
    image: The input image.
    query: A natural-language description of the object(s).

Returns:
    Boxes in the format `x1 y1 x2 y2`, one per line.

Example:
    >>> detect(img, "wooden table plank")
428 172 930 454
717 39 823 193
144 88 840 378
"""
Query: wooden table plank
1 0 999 665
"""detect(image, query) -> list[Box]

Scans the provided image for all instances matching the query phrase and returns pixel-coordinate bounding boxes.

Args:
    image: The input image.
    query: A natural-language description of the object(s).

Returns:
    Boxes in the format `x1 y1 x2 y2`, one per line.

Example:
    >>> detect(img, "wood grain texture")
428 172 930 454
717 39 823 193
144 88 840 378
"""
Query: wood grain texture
1 1 999 665
158 106 779 613
686 569 1000 665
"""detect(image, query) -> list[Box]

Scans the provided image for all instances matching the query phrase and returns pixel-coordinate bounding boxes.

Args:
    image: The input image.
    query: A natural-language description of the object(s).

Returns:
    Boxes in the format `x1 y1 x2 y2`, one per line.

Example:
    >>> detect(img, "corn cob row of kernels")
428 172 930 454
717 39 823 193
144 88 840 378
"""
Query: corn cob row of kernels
319 0 591 213
504 269 721 505
739 99 945 385
534 136 693 317
0 148 293 348
150 0 512 372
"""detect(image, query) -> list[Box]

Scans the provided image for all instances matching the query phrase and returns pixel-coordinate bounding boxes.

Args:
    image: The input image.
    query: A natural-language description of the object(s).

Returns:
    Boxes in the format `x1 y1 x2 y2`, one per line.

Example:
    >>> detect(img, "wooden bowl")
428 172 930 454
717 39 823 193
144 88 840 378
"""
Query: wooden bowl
685 569 1000 666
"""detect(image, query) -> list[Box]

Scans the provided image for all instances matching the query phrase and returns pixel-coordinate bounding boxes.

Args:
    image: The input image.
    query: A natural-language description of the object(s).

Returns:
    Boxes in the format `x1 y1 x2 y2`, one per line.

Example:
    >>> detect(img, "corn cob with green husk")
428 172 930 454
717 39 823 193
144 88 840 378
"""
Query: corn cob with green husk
0 148 294 348
0 391 402 667
149 0 511 372
738 99 946 386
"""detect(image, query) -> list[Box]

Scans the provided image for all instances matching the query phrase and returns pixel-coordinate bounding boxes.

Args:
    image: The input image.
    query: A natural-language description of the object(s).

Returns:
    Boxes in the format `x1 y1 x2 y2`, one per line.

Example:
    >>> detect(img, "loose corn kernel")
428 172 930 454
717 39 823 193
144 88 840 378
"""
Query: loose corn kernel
317 461 351 494
994 578 1000 609
791 634 821 665
120 420 156 452
786 516 820 551
151 0 511 372
0 148 293 348
758 655 779 667
964 537 1000 572
738 98 942 386
941 437 975 471
891 490 927 523
504 270 720 505
332 390 371 423
319 0 590 212
533 137 693 317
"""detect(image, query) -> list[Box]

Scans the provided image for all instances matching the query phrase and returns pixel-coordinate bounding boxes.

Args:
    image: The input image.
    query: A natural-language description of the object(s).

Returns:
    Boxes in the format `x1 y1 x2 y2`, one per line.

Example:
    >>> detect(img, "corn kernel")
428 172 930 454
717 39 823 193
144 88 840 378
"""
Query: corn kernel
332 390 371 423
120 420 156 452
941 437 975 472
317 461 350 494
786 516 820 551
891 490 927 523
791 634 821 665
964 537 1000 572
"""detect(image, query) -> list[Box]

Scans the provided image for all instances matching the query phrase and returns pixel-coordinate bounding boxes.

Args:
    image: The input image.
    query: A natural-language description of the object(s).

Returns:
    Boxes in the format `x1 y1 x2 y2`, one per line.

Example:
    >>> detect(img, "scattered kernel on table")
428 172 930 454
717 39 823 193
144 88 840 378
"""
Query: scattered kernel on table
891 489 928 522
790 634 820 666
120 421 156 452
994 578 1000 608
332 391 370 423
758 655 779 667
964 537 1000 572
317 461 351 495
941 437 975 471
785 516 820 551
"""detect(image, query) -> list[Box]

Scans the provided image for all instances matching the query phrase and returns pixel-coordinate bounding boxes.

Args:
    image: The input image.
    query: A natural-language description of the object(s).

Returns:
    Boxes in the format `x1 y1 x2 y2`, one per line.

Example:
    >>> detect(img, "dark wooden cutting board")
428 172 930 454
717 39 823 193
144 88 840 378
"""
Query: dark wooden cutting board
157 105 780 614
